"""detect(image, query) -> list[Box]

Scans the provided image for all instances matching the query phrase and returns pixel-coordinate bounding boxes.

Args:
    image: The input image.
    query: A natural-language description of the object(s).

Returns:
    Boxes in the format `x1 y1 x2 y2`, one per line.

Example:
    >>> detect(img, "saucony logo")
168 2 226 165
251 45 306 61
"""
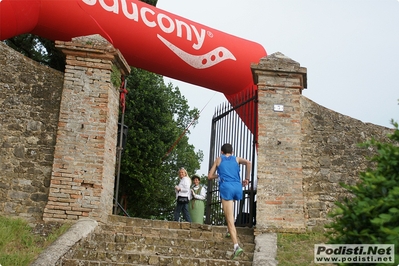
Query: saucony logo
82 0 237 69
82 0 206 49
158 35 236 69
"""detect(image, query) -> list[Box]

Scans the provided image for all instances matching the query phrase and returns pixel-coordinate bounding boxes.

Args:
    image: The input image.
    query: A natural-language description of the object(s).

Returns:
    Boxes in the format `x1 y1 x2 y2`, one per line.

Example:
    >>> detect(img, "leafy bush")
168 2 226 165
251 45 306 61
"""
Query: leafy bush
326 121 399 265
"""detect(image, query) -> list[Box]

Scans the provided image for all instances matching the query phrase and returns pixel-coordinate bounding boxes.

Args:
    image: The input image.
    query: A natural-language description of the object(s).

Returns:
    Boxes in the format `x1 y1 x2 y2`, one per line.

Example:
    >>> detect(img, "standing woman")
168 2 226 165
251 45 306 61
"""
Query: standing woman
189 174 207 224
174 167 192 222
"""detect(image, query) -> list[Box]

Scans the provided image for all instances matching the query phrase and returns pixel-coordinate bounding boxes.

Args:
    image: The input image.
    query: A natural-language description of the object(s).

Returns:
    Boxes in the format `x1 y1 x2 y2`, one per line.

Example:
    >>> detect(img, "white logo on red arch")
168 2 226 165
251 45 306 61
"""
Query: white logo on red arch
158 35 236 69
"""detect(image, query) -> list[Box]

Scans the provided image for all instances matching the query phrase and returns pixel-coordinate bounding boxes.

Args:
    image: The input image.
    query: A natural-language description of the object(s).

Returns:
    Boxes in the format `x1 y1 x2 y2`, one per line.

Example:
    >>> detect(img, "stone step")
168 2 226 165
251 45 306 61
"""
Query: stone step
85 234 254 251
69 248 252 262
70 231 254 262
61 255 253 266
57 215 255 265
95 227 254 247
104 215 255 243
73 236 254 259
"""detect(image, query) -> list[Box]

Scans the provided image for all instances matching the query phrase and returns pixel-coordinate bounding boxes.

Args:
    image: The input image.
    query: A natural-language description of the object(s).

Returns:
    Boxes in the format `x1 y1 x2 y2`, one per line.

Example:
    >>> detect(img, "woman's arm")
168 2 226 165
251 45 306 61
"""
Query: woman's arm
198 186 207 200
193 185 207 200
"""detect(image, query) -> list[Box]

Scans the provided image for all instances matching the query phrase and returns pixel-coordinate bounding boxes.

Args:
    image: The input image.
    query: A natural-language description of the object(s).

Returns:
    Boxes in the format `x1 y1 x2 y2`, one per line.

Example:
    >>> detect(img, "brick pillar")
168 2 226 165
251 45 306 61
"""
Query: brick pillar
43 35 130 223
252 52 307 232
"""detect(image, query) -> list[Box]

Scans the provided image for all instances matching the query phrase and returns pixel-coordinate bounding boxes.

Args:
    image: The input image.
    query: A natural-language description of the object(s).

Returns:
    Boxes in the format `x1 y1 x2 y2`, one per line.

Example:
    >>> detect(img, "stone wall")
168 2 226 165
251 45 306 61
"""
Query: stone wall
0 36 130 224
301 97 392 230
0 42 63 223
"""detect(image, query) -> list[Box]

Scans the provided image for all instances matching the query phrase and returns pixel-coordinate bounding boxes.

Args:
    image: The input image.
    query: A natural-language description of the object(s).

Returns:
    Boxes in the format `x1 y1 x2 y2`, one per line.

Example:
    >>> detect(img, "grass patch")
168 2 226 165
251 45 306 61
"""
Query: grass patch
0 216 70 266
277 231 335 266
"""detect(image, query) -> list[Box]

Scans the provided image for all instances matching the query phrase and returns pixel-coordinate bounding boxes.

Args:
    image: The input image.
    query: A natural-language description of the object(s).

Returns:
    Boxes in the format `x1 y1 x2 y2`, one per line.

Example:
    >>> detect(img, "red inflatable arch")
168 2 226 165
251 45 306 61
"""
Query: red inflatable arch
1 0 267 130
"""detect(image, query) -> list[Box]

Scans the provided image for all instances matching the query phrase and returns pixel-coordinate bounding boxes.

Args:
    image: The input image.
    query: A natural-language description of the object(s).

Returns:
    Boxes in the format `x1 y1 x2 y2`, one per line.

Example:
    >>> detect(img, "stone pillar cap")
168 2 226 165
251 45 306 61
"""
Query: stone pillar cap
72 34 113 49
56 34 131 76
251 52 307 88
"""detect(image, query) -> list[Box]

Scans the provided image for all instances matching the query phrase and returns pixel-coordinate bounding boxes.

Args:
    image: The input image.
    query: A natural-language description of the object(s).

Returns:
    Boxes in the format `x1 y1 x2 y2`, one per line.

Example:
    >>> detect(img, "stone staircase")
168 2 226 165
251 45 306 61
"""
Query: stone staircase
56 215 255 265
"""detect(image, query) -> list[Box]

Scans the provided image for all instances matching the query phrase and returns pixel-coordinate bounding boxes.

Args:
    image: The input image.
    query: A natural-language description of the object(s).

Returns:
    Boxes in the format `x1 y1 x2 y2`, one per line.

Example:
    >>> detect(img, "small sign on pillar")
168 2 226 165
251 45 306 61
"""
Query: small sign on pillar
273 104 284 112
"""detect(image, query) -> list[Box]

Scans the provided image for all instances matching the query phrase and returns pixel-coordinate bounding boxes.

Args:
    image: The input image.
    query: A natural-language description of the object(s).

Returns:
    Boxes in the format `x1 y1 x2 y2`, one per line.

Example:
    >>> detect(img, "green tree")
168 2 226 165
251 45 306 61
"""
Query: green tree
118 68 203 220
4 34 66 72
326 120 399 265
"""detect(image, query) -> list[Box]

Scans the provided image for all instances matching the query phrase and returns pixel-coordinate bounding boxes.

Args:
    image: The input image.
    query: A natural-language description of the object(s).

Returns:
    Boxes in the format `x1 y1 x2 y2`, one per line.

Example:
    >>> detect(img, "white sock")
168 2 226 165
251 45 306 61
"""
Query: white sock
234 243 239 250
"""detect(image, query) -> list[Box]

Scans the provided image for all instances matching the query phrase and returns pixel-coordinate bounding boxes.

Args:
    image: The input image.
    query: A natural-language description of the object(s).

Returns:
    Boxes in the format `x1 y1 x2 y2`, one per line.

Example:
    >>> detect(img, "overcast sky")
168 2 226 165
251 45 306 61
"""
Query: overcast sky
156 0 399 176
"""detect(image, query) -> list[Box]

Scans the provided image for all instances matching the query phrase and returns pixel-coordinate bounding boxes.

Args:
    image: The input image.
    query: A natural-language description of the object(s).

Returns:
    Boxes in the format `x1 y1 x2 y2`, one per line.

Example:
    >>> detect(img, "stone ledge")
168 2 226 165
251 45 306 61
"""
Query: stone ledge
31 218 98 266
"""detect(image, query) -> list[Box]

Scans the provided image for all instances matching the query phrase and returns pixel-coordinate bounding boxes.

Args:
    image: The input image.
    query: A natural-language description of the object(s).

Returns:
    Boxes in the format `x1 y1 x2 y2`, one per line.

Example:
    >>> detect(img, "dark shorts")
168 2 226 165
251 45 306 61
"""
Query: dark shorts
220 182 242 201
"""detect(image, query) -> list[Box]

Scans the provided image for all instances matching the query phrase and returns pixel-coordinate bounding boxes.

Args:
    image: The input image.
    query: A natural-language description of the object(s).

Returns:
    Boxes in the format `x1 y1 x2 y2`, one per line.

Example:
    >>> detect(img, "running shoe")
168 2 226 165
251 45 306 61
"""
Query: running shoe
231 247 243 260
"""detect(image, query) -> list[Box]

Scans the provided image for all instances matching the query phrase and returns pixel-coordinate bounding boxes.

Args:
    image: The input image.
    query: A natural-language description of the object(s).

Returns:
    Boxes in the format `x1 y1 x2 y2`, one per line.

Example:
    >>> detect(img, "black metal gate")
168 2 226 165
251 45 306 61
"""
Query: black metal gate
205 87 257 228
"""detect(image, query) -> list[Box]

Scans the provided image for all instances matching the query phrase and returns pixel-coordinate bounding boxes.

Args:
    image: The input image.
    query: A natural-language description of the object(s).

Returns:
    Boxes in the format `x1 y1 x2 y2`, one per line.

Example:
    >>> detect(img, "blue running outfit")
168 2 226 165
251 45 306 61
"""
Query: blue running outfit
218 154 243 201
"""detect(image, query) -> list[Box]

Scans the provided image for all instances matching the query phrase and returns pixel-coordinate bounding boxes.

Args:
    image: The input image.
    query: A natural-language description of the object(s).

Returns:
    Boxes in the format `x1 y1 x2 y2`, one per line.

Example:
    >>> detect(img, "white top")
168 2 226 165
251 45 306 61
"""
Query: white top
175 176 192 200
191 185 207 200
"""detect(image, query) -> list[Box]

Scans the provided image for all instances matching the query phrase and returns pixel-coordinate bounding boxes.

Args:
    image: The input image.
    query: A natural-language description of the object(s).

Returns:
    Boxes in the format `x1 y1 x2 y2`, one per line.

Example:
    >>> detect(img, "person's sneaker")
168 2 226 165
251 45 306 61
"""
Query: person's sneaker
225 232 231 238
231 247 243 260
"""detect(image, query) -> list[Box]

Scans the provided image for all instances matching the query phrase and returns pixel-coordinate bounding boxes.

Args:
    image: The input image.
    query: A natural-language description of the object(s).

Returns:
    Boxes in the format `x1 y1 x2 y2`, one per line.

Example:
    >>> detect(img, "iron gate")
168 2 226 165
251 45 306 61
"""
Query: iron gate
205 87 258 228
